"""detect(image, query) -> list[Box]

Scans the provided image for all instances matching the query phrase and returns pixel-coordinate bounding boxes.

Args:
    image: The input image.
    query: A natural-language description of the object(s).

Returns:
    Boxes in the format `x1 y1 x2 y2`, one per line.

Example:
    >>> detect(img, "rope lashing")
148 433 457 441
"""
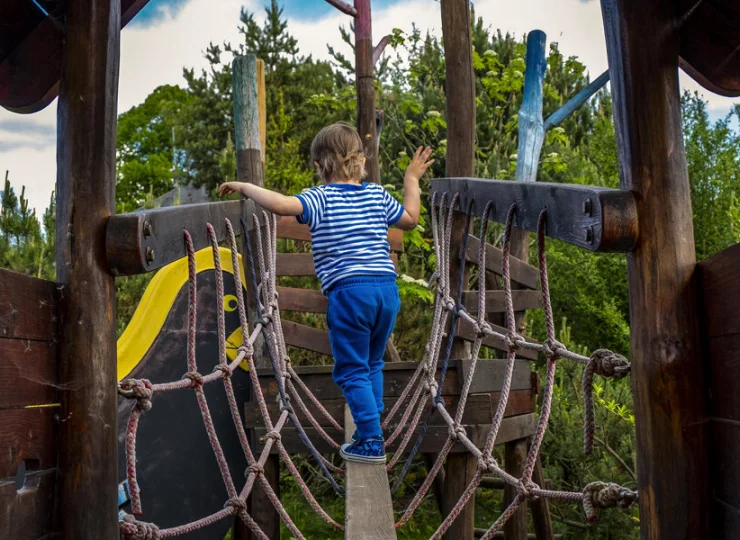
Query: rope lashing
582 482 638 523
182 371 205 387
225 497 248 512
119 379 153 411
583 349 631 454
120 515 161 540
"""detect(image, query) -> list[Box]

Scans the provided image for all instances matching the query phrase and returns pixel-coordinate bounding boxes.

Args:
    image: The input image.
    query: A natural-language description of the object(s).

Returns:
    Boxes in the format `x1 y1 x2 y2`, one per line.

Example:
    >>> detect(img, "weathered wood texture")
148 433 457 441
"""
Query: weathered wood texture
461 289 541 314
276 218 404 252
0 269 57 341
431 178 639 252
281 320 332 356
503 439 528 540
256 414 537 455
55 0 120 537
354 0 379 184
343 405 397 539
529 443 555 540
602 0 710 538
276 252 398 276
440 0 477 536
467 237 540 289
106 199 256 276
698 241 740 538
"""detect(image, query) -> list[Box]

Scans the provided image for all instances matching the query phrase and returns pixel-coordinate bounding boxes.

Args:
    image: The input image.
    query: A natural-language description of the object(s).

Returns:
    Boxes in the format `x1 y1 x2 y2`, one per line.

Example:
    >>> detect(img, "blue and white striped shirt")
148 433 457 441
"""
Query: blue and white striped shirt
295 182 404 294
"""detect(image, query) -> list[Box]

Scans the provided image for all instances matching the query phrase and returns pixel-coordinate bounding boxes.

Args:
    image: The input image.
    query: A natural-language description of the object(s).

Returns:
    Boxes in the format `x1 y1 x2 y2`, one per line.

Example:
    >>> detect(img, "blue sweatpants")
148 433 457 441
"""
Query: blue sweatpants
327 276 400 439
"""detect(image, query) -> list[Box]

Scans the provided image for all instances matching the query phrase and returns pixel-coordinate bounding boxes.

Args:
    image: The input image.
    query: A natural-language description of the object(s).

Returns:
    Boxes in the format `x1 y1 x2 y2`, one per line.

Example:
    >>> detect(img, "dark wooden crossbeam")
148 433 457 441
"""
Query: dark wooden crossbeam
431 177 639 252
105 199 257 276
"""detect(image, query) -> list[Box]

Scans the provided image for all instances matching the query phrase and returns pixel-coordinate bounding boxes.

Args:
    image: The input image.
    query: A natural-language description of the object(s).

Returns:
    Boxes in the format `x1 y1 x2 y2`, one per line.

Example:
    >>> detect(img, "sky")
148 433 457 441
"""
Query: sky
1 0 738 215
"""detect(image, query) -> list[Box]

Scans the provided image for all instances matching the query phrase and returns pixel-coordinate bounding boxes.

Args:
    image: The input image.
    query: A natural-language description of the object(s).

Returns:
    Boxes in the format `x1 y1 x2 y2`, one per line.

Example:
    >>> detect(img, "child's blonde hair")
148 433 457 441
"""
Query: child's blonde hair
310 123 366 183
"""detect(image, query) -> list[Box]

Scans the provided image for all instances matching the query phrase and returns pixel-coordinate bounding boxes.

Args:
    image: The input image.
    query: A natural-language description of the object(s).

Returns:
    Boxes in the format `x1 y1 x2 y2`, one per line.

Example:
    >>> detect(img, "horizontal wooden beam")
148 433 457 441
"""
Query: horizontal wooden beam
432 177 638 252
277 287 327 312
457 321 538 360
105 199 256 276
276 252 398 276
281 320 332 356
324 0 357 17
0 270 57 341
467 236 540 289
474 531 563 539
253 413 537 454
461 290 541 313
277 218 404 252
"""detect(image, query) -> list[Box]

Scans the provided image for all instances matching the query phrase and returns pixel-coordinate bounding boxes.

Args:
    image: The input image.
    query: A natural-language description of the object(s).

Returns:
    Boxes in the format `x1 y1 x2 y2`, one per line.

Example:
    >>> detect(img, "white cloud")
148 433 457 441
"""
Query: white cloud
1 0 737 215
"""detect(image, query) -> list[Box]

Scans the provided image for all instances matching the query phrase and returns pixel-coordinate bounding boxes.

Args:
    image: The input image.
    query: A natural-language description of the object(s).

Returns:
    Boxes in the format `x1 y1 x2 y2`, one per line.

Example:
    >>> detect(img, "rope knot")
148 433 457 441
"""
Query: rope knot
504 333 524 352
118 379 153 412
238 342 254 357
246 464 265 477
588 349 631 378
517 479 540 500
120 515 161 539
478 455 499 474
448 424 467 441
213 364 231 379
277 396 294 414
182 371 204 387
258 312 273 326
474 321 492 339
264 430 282 442
225 497 248 512
582 482 638 523
542 339 565 360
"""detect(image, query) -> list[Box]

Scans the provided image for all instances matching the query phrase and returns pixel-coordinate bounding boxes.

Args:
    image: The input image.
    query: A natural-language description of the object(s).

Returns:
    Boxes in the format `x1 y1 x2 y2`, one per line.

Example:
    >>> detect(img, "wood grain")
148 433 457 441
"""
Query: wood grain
277 252 398 276
0 470 57 540
0 270 57 341
467 236 540 290
0 339 57 409
461 289 542 314
55 0 120 536
276 218 404 252
602 0 710 537
354 0 380 184
503 438 528 540
282 320 333 356
343 405 397 539
277 286 327 313
0 407 56 480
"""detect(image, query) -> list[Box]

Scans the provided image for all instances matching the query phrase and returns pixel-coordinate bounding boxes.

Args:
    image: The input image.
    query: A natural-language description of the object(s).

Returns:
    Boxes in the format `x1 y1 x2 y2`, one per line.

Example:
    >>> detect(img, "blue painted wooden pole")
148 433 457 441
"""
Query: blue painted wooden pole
514 30 548 184
544 70 610 130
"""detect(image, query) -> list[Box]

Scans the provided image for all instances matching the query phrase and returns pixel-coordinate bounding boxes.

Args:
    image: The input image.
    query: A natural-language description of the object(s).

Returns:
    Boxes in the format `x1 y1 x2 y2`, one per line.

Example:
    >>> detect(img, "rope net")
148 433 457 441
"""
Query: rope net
117 194 637 539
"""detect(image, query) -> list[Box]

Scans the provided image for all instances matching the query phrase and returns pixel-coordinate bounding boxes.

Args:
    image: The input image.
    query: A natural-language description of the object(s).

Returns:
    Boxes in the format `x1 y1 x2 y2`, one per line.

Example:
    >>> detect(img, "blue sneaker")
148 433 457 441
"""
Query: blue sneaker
340 436 386 464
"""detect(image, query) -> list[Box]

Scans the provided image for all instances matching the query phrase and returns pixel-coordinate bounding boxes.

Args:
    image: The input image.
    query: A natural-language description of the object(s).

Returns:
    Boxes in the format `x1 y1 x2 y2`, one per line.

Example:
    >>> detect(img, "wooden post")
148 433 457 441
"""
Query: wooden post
344 406 397 539
601 0 710 538
530 444 554 540
233 54 280 540
440 1 476 538
354 0 380 184
55 0 120 537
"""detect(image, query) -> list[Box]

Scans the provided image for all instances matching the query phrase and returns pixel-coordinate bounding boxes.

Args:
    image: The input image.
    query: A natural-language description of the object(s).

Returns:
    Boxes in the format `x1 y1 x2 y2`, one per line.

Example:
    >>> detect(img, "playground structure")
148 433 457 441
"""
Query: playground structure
1 0 740 539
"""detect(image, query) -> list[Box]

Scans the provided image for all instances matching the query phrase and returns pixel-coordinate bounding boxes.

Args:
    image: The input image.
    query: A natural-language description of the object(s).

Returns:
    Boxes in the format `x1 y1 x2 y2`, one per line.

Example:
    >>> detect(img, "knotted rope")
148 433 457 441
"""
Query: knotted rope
582 481 639 522
583 349 631 454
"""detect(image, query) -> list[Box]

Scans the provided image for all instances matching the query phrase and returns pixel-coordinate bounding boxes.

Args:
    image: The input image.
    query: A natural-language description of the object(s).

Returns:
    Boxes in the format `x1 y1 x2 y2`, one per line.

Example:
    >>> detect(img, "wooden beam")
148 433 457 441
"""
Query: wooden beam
432 177 639 252
276 218 404 252
324 0 357 17
474 531 562 539
277 287 327 312
354 0 380 184
106 199 256 276
232 53 279 540
467 236 540 289
257 58 266 165
343 406 397 539
530 450 555 540
0 270 57 341
461 289 541 314
601 0 710 538
277 252 398 276
55 0 120 536
503 438 528 540
456 322 539 361
281 320 333 356
440 0 477 537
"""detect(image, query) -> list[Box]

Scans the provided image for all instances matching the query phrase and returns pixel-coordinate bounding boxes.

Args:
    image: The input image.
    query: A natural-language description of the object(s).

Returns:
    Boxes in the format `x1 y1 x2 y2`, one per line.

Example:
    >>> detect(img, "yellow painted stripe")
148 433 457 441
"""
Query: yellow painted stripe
117 247 247 381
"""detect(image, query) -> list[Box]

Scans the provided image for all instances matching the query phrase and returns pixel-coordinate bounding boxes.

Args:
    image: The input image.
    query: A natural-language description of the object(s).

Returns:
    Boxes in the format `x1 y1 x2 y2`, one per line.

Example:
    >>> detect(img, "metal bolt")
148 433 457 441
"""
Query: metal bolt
143 221 153 237
585 227 594 244
145 247 155 263
583 198 592 216
259 436 265 444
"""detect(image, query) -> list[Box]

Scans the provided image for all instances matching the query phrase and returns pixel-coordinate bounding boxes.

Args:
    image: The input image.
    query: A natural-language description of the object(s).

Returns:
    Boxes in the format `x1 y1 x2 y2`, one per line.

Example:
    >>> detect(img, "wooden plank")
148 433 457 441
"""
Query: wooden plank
354 0 380 185
343 405 397 539
244 392 536 428
55 0 120 537
277 286 327 312
474 532 562 539
233 53 279 540
105 199 256 276
711 419 740 511
467 236 540 290
0 407 56 479
0 339 57 409
277 219 404 252
0 470 57 540
602 0 710 537
277 252 398 276
461 289 541 314
705 334 740 422
0 270 57 342
431 177 639 253
256 413 537 454
503 438 528 540
699 242 740 338
257 360 533 402
457 321 539 360
282 320 333 356
324 0 357 17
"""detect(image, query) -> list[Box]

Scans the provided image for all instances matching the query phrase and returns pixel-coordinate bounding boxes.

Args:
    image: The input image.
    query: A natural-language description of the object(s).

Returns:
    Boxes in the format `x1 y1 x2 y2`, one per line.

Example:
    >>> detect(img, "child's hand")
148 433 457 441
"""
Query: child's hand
218 182 240 197
405 146 435 182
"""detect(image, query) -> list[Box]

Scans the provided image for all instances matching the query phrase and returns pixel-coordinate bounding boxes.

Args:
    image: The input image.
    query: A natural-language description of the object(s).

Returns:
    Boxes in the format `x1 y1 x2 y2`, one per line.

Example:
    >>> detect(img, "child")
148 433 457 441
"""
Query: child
219 122 434 463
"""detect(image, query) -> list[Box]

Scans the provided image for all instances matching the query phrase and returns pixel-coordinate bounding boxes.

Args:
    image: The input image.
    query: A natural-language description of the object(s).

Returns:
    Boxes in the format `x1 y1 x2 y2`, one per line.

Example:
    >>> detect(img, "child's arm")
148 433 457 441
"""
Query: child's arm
218 182 303 216
395 146 434 230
